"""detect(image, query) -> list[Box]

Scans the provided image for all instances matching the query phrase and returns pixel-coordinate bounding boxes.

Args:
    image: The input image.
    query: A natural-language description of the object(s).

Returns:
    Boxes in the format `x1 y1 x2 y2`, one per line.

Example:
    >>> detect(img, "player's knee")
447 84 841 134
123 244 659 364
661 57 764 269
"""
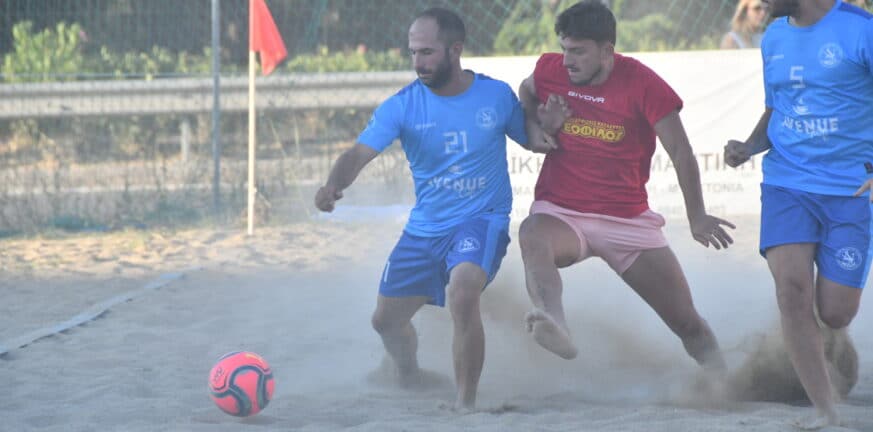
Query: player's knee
773 276 814 313
371 311 402 335
819 307 855 330
518 218 548 255
670 313 705 340
447 281 480 311
446 269 482 318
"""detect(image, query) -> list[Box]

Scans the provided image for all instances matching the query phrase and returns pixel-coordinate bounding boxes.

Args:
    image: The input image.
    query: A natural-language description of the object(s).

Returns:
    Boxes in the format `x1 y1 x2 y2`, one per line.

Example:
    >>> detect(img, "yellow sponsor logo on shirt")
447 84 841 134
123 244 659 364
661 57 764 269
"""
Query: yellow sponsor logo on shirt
562 118 625 142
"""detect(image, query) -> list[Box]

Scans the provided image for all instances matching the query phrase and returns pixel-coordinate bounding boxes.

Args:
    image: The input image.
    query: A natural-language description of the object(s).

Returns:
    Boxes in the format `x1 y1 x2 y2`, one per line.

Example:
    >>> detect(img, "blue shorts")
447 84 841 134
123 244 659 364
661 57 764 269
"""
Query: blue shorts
379 215 511 306
760 184 873 289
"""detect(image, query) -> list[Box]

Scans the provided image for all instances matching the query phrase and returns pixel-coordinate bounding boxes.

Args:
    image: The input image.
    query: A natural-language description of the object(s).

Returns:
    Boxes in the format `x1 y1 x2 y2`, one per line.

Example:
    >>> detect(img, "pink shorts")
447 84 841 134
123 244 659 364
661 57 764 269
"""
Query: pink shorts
529 200 669 274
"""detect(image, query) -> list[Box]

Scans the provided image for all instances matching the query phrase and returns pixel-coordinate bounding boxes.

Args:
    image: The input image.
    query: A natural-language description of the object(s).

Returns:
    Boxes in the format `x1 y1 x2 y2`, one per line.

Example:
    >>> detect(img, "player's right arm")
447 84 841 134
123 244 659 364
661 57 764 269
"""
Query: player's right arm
316 93 403 212
314 143 379 212
724 108 773 167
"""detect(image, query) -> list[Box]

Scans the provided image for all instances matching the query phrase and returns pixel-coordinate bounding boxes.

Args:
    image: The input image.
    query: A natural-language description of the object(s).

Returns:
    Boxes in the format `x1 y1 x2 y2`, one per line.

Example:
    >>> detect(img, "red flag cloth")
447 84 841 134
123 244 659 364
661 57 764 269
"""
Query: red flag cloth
249 0 287 75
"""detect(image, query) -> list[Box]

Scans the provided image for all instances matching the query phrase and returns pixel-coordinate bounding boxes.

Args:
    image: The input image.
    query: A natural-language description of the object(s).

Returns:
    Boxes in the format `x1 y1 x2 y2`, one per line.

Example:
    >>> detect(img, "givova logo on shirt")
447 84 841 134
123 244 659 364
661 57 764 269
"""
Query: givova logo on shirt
563 118 625 142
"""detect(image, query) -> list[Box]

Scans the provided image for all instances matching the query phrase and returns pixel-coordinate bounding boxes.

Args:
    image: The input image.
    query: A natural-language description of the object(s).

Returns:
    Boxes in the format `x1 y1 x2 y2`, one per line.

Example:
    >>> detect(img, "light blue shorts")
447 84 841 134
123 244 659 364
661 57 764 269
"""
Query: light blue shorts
379 214 510 306
760 184 873 289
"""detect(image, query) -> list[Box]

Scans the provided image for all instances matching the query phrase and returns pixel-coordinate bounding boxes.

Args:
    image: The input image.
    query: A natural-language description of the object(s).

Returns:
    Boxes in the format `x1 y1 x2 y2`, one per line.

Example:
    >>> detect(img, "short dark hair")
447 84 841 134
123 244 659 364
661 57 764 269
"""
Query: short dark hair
416 7 466 46
555 0 617 45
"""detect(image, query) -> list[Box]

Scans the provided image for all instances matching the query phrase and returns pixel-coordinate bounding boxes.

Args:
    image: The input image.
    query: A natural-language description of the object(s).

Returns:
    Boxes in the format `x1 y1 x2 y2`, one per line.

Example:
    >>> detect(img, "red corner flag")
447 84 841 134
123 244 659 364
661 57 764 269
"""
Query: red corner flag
249 0 287 75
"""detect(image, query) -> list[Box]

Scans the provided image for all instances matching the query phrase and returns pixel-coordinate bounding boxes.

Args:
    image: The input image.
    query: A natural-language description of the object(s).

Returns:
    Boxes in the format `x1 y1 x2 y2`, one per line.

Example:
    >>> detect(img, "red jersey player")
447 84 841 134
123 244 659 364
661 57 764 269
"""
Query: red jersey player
517 0 734 372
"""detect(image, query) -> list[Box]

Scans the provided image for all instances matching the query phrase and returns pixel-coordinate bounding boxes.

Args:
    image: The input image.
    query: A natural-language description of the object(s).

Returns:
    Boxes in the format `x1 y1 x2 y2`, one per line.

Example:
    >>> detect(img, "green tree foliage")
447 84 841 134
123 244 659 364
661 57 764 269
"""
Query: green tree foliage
285 46 407 73
2 21 87 82
492 0 572 55
1 20 215 82
97 46 214 79
618 14 677 52
492 0 717 55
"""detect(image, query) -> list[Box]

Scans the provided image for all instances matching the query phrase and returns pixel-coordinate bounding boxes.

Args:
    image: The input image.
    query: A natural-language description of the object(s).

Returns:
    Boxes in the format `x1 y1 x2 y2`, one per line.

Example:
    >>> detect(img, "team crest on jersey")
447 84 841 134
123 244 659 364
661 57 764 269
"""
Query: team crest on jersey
476 107 498 130
458 237 481 253
818 43 843 69
835 247 862 271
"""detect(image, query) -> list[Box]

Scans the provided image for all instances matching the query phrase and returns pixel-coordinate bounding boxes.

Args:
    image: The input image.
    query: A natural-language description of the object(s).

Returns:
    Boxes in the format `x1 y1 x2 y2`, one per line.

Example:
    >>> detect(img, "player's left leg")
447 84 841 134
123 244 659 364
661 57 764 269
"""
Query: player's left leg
790 195 871 428
586 209 726 371
371 294 431 385
446 262 488 410
621 246 726 371
372 231 445 389
444 214 511 410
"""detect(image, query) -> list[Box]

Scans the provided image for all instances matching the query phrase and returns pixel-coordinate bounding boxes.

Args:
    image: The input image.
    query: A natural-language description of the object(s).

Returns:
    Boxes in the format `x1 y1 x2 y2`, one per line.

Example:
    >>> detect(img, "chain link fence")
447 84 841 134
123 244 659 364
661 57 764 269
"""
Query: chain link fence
1 0 867 234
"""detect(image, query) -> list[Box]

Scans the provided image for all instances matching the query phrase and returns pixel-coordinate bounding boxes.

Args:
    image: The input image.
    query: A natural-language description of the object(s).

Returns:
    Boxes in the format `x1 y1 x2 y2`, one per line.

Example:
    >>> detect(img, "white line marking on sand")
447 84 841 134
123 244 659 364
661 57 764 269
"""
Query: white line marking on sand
0 268 198 356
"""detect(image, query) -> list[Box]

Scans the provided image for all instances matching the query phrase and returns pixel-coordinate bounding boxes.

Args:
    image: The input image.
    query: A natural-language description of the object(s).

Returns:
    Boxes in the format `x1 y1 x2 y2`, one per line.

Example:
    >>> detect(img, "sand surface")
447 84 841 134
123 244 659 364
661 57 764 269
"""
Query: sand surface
1 212 871 431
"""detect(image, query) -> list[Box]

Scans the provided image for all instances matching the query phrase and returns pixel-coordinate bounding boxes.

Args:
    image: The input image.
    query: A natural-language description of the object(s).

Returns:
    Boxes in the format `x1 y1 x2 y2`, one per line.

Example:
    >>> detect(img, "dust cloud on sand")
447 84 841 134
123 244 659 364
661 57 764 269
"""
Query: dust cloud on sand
1 211 871 431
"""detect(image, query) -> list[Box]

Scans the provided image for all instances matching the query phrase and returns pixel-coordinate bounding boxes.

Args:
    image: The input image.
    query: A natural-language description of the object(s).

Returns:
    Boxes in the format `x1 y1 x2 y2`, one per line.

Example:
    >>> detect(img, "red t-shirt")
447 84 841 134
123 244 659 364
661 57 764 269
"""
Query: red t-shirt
533 53 682 218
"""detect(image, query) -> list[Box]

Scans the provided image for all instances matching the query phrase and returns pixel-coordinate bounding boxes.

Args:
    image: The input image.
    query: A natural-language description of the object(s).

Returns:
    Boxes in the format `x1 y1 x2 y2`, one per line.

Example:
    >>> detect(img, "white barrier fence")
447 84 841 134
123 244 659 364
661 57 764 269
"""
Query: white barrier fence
1 50 765 219
0 71 416 119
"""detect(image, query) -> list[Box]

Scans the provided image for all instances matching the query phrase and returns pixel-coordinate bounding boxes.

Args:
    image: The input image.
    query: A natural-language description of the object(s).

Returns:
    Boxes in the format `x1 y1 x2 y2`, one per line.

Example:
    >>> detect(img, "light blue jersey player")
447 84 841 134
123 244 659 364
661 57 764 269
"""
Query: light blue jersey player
358 73 526 306
314 8 537 410
724 0 873 427
760 0 873 289
360 73 525 238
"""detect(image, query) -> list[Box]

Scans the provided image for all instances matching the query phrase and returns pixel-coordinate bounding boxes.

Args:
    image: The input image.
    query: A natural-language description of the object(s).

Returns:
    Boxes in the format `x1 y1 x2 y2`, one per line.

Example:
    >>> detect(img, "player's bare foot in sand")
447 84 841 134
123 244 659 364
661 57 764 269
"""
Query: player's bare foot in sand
438 400 518 414
791 412 841 431
437 400 475 414
367 356 451 391
525 308 577 359
398 367 452 391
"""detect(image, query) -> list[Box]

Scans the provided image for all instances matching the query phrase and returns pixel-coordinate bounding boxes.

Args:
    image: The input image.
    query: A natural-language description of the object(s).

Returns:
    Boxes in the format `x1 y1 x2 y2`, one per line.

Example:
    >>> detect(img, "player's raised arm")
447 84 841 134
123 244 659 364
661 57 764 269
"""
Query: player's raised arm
314 143 379 212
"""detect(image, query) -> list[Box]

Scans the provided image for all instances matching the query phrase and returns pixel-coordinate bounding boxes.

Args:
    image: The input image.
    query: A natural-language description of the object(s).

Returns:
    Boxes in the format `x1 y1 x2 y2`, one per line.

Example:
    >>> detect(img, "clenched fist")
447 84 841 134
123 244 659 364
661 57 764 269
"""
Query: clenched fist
314 184 343 212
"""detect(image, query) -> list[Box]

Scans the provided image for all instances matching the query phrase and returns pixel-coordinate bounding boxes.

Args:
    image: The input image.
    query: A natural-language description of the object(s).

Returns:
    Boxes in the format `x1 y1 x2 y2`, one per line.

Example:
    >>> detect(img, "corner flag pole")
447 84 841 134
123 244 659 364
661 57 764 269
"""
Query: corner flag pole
247 50 257 235
247 0 287 235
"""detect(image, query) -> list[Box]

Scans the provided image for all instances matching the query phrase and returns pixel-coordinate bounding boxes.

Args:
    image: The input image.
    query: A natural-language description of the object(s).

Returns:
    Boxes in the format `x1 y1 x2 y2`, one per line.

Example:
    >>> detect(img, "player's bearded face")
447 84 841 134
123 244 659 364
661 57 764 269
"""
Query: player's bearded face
408 17 454 90
762 0 798 18
416 48 452 89
560 37 608 87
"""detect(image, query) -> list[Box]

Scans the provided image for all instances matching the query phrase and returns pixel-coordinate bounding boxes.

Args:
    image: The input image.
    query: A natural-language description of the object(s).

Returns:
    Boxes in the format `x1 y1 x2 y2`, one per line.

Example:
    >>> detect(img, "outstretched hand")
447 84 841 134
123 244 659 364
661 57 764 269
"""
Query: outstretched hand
689 214 736 250
314 184 343 212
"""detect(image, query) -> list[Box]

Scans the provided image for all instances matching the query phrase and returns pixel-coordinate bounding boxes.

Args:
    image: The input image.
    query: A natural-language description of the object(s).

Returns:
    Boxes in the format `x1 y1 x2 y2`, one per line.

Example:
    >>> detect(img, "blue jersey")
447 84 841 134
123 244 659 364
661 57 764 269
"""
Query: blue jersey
358 72 528 236
761 0 873 196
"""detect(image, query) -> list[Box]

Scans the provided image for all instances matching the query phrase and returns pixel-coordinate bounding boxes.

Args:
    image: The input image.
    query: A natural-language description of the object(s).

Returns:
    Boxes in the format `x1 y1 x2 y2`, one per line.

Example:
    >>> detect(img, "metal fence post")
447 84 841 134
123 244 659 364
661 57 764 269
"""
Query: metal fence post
211 0 222 217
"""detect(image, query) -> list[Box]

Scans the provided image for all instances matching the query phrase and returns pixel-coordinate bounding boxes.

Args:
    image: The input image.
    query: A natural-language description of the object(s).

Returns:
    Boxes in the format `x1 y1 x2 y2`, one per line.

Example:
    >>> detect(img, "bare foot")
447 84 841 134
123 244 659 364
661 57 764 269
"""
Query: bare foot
791 412 840 430
670 368 730 407
437 401 475 415
398 367 452 391
524 308 577 359
366 356 452 391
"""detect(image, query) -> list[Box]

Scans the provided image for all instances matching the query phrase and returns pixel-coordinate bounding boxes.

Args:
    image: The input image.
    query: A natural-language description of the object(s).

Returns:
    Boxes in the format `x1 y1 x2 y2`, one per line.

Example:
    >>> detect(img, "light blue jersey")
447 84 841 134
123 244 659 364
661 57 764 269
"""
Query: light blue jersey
358 72 528 236
761 0 873 196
